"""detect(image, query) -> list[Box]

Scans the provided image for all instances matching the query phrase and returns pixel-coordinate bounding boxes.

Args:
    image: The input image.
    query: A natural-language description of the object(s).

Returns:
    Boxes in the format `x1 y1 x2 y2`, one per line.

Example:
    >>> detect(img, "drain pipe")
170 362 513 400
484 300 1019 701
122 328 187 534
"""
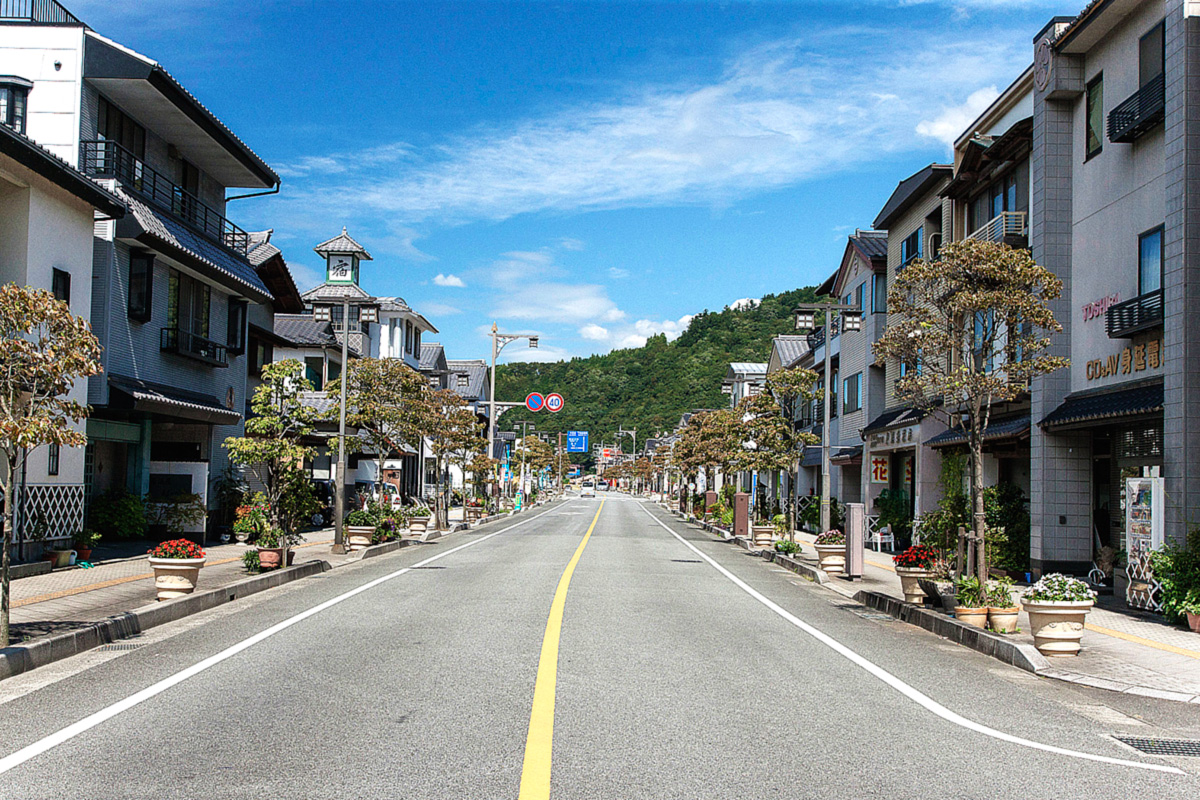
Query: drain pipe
225 182 280 203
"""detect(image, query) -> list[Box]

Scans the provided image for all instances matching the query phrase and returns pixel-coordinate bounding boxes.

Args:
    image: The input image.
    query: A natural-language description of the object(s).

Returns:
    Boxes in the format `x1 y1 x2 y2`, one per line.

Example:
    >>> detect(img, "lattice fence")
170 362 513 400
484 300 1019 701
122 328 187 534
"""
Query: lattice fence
19 483 86 542
1126 535 1163 612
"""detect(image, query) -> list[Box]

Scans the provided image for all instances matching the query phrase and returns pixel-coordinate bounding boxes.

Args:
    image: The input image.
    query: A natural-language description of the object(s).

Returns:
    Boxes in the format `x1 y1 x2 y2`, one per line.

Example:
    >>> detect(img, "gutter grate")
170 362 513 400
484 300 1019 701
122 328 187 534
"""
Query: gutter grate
1115 737 1200 757
97 643 143 652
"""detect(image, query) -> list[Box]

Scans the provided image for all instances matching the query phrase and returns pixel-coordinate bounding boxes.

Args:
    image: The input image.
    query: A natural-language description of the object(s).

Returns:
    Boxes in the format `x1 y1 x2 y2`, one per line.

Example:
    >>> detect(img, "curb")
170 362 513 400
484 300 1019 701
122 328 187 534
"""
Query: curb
854 590 1050 674
764 551 830 585
351 538 418 561
0 559 331 682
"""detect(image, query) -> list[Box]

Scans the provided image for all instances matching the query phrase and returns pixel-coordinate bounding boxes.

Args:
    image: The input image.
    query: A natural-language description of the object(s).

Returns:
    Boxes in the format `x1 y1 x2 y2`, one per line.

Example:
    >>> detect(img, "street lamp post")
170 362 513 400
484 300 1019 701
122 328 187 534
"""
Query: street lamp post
487 323 538 503
792 301 862 534
512 420 536 500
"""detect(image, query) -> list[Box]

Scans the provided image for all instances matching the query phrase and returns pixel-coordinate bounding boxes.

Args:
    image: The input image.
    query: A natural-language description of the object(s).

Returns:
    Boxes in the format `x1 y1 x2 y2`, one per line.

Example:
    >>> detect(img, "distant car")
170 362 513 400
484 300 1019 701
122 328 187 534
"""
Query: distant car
581 480 596 498
598 480 610 491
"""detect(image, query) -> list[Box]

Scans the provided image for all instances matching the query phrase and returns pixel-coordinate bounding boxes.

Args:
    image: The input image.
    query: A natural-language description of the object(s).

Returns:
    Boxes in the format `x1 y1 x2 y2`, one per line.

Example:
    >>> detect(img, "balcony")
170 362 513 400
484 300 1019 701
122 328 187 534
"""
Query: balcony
81 140 250 257
1106 290 1163 339
1108 73 1165 144
161 327 229 367
966 212 1028 248
0 1 82 24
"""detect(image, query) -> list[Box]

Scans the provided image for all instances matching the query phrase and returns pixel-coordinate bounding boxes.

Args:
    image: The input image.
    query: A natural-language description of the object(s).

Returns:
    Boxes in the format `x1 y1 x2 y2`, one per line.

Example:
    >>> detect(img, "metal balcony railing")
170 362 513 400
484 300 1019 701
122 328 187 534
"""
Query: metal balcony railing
0 0 81 23
81 140 250 257
1106 290 1163 338
966 211 1028 244
161 327 229 367
1108 73 1165 144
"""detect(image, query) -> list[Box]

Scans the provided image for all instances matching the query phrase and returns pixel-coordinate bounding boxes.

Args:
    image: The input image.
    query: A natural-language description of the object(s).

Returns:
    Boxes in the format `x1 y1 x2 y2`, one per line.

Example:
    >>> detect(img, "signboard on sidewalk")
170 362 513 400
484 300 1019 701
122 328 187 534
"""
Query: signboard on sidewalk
567 431 589 453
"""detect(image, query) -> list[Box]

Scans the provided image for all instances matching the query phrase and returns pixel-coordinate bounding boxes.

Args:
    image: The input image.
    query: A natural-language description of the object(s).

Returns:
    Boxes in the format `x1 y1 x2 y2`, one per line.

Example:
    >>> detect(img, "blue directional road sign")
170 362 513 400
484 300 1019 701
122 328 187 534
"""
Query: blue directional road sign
566 431 589 453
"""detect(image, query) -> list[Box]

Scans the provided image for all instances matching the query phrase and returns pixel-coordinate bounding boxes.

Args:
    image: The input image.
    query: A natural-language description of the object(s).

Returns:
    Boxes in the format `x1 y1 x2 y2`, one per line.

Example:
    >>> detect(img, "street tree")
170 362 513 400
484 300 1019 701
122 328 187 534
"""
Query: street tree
671 409 741 508
874 239 1067 579
1 285 103 646
424 389 482 528
223 360 318 553
735 391 818 530
763 365 819 533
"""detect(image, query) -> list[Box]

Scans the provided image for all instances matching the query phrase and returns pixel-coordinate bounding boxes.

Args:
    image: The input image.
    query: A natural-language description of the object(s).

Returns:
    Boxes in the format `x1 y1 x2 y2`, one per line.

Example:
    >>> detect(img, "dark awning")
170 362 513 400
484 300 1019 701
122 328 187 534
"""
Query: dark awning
926 414 1031 448
831 445 864 464
109 375 241 425
1040 382 1163 430
862 406 926 436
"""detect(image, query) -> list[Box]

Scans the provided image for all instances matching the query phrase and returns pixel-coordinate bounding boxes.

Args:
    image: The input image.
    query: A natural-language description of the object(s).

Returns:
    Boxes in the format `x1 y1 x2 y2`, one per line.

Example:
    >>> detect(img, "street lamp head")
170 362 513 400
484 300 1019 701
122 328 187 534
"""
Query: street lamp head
842 310 863 333
528 336 539 349
793 309 816 332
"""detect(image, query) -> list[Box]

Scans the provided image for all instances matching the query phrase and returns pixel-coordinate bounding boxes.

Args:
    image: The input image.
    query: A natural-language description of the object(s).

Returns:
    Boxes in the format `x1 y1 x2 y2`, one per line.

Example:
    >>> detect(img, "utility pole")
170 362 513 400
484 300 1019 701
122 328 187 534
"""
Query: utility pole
487 323 538 503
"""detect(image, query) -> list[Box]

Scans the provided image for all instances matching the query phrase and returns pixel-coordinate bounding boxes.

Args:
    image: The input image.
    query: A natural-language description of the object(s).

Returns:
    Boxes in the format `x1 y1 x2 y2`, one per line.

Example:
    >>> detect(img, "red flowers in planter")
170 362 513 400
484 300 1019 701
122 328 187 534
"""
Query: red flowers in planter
148 539 206 559
893 544 938 570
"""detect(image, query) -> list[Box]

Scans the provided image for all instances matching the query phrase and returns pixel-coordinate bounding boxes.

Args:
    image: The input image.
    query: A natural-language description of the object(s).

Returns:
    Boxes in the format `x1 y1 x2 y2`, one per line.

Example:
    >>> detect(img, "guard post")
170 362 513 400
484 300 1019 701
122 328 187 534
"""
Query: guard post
733 492 750 540
845 502 865 580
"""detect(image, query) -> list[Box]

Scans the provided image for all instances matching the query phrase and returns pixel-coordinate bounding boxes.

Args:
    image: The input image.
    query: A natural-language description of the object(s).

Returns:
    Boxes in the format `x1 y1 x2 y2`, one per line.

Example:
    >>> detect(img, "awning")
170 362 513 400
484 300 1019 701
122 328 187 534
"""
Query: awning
926 415 1031 448
862 406 926 436
109 375 241 425
801 445 862 468
831 445 864 464
1040 382 1163 430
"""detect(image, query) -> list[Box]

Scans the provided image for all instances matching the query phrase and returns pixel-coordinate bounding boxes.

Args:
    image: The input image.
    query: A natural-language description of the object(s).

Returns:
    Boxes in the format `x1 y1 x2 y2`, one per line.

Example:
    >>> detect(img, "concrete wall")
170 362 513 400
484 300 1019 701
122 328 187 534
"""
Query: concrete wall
0 25 84 163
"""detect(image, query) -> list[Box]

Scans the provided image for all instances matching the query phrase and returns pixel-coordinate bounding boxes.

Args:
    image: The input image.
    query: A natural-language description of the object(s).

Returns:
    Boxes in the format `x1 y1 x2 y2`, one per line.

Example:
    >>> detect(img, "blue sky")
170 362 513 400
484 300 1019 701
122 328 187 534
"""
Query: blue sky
73 0 1067 364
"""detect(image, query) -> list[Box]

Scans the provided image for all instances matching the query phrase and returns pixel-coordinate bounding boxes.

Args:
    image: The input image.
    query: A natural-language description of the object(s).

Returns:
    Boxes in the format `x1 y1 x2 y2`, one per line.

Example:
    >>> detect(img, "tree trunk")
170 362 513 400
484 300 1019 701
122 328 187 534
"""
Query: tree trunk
970 429 987 581
2 457 16 647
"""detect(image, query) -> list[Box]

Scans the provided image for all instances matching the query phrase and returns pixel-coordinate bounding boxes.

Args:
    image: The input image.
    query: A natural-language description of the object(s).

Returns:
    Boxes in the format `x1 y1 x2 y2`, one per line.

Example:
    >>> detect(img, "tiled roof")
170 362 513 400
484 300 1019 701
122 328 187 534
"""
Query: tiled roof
0 121 126 217
446 359 488 400
313 227 372 259
116 188 272 301
1040 382 1162 429
379 296 412 312
419 342 445 371
771 335 810 369
850 229 888 260
273 314 339 348
109 375 240 426
301 282 372 302
862 406 926 435
927 415 1030 448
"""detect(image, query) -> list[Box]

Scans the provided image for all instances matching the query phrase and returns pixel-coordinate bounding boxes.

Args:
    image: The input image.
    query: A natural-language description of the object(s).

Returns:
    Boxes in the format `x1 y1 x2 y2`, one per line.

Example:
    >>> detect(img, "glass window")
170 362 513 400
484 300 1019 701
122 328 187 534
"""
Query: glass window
901 228 923 267
304 357 324 391
1140 22 1164 87
1086 75 1104 159
842 373 862 414
330 304 360 333
98 97 146 159
168 269 211 338
127 251 154 322
855 284 864 311
0 80 30 134
1139 227 1163 295
872 273 887 313
227 300 247 354
52 268 70 307
47 443 60 476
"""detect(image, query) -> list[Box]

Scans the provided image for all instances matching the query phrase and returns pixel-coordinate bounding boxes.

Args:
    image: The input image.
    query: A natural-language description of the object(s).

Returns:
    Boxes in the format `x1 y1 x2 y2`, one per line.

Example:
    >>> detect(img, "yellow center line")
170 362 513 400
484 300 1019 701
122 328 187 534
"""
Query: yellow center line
1084 622 1200 660
518 500 604 800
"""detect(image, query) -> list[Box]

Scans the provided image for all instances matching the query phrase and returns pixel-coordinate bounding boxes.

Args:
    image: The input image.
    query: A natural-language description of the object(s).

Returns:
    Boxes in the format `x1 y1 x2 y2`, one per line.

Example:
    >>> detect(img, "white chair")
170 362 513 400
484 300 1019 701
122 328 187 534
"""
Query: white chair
865 516 896 552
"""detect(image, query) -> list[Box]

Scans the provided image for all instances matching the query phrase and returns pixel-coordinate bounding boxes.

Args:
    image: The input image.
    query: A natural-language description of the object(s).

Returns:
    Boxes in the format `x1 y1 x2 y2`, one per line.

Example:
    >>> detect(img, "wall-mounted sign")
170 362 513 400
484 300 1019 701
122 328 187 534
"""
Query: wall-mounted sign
869 425 917 449
1081 293 1120 322
870 456 889 484
1086 338 1163 382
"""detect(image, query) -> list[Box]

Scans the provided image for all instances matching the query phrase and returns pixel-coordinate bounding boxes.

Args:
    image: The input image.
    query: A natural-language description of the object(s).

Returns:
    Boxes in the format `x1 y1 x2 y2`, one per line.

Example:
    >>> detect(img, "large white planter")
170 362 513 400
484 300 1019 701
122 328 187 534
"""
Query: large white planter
751 525 775 548
346 525 375 551
148 556 206 601
1024 599 1093 656
813 543 845 574
894 567 932 604
408 517 430 534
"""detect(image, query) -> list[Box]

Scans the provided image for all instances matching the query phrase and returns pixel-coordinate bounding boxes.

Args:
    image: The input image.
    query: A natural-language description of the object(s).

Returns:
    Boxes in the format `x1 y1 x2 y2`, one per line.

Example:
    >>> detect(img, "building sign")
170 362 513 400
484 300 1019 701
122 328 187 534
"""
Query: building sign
870 456 889 484
1081 293 1119 322
1086 338 1163 382
869 425 917 449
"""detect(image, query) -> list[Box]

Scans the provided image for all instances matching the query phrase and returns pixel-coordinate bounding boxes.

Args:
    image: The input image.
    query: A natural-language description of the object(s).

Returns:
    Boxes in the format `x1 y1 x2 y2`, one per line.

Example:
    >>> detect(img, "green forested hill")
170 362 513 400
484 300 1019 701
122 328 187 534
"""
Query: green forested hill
495 286 820 464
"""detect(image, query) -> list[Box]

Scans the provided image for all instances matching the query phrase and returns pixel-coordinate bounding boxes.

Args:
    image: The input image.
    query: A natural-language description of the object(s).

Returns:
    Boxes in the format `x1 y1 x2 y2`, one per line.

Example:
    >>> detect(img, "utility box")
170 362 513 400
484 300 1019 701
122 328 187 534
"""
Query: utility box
733 492 750 540
845 502 865 580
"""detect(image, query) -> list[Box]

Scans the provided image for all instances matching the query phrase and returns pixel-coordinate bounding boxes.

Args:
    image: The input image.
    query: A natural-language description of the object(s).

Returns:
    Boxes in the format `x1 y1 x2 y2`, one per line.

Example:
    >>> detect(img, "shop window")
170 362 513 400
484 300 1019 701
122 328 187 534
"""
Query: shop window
52 268 70 308
1138 226 1163 295
1086 75 1104 159
128 251 154 322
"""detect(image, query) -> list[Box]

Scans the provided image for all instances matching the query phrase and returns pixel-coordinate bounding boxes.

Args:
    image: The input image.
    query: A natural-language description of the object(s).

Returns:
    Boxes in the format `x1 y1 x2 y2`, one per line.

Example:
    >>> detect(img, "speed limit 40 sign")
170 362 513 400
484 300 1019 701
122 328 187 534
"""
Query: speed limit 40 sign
545 393 564 413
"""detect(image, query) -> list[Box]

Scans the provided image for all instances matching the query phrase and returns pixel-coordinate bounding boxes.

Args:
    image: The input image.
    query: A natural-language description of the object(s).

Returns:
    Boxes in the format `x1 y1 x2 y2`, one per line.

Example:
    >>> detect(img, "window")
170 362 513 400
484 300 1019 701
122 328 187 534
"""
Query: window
98 97 146 159
227 300 247 354
167 269 211 338
127 251 154 322
872 273 888 313
0 77 31 134
855 283 864 311
174 158 201 223
842 373 862 414
458 374 469 389
330 303 360 333
52 269 71 307
1139 226 1163 295
901 227 922 267
47 444 59 476
405 320 414 354
305 356 324 391
248 336 272 378
1140 22 1164 88
414 329 421 356
1086 75 1104 159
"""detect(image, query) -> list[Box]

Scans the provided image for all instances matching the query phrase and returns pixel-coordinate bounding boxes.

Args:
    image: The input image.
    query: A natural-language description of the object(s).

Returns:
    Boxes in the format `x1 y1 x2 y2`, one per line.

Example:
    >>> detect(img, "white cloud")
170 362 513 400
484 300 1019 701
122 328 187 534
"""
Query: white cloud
608 267 631 279
580 323 610 341
559 238 586 251
493 282 625 324
916 86 1001 150
503 344 573 364
730 297 760 311
419 302 463 317
433 273 467 288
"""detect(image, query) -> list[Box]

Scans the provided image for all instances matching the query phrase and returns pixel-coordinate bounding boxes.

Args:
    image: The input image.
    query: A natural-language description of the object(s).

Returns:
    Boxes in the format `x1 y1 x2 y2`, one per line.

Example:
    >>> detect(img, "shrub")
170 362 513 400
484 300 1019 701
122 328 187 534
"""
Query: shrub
242 549 260 573
1148 530 1200 624
72 529 100 550
87 490 147 540
148 539 205 559
984 483 1030 572
1024 573 1096 603
815 529 845 546
772 513 789 538
775 539 800 555
345 509 375 527
953 575 987 608
987 576 1017 609
256 528 283 548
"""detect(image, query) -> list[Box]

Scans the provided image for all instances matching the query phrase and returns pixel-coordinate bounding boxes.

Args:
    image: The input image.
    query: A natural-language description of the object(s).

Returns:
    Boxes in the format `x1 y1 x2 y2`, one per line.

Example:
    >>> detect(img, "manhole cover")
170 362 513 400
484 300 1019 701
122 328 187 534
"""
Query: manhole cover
97 643 143 652
1115 737 1200 757
671 559 703 563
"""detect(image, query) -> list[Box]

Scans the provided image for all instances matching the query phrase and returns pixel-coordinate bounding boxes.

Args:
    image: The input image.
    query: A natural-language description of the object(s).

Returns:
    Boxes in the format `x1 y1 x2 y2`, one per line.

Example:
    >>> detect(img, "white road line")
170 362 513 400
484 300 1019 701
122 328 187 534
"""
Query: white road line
0 505 564 776
639 503 1185 776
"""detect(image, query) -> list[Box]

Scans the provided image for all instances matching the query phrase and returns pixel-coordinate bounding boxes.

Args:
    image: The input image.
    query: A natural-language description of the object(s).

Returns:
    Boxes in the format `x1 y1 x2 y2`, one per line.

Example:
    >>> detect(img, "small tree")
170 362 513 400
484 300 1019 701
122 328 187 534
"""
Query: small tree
223 360 317 555
424 390 481 528
874 239 1067 579
671 410 741 509
764 366 819 534
1 285 102 646
735 391 818 530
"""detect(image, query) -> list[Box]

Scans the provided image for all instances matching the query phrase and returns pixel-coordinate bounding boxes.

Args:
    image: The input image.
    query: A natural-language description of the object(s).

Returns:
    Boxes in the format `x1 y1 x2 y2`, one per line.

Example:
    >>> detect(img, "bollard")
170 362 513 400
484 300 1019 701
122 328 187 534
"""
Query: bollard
733 492 750 540
704 491 718 517
845 503 864 580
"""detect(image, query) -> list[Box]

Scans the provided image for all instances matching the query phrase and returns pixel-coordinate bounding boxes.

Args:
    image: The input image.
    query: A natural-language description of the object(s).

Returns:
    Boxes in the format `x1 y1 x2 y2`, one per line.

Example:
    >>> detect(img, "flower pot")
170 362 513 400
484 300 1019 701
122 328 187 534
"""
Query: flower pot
1024 599 1093 656
1188 612 1200 634
48 549 74 568
895 567 932 604
917 578 957 613
954 606 988 628
257 547 284 570
147 556 205 601
75 547 93 561
813 543 845 574
408 518 429 534
751 525 775 548
234 530 250 544
346 525 376 551
287 550 295 566
988 606 1020 634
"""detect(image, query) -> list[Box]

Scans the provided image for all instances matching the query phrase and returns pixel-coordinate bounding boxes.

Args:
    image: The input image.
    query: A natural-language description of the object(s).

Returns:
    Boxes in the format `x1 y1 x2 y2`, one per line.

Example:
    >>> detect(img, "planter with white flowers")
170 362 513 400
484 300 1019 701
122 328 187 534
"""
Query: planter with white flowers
813 530 846 574
1023 574 1096 657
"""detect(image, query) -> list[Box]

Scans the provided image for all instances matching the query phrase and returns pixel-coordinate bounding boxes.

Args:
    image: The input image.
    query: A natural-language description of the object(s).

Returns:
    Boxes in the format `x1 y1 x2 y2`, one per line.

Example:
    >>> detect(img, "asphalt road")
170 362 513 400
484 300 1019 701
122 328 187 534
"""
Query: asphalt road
1 494 1198 799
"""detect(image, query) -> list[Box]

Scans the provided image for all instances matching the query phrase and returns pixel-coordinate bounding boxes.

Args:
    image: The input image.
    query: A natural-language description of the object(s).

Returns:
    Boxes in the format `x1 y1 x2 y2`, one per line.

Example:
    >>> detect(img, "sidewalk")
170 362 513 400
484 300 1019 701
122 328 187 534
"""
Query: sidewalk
781 529 1200 703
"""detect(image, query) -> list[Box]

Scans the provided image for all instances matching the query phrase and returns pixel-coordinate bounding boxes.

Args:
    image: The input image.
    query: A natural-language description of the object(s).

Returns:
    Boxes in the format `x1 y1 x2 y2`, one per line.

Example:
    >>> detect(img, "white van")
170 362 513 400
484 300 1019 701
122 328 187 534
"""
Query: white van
580 479 596 498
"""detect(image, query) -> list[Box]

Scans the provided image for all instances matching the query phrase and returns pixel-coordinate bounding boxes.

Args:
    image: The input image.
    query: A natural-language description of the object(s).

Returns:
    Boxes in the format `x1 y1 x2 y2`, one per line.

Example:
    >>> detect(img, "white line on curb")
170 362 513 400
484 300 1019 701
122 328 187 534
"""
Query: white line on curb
639 503 1184 776
0 504 565 776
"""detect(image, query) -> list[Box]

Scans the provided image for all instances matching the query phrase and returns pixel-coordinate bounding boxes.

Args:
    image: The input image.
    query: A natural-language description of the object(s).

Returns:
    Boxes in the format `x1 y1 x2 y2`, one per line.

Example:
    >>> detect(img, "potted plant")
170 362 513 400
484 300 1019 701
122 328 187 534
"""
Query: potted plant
1023 573 1096 656
256 527 285 570
233 499 268 544
72 529 100 562
813 530 846 574
1148 534 1200 629
987 576 1020 633
953 575 988 628
893 544 939 604
372 517 399 544
751 515 775 548
242 549 260 574
147 539 206 600
407 506 432 535
1183 592 1200 634
344 509 376 551
774 538 800 557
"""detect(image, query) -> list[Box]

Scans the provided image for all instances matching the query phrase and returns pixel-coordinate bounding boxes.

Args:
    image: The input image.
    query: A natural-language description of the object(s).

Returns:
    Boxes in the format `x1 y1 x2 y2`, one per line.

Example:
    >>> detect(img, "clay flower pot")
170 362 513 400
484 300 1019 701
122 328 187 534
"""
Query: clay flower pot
257 546 284 570
1024 600 1093 656
954 606 988 628
813 543 845 574
894 567 932 604
148 556 205 601
1187 612 1200 634
988 606 1021 634
346 525 376 551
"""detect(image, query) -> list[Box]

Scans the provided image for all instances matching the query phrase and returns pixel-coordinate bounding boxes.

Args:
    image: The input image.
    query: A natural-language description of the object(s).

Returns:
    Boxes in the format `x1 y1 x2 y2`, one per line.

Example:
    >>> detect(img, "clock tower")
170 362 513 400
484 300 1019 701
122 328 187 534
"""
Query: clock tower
313 227 372 286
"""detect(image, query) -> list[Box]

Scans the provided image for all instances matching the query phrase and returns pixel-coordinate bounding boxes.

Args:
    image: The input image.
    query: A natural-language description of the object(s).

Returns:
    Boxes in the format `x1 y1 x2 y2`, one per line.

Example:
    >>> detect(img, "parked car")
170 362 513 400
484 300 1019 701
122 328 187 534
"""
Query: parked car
355 480 403 510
